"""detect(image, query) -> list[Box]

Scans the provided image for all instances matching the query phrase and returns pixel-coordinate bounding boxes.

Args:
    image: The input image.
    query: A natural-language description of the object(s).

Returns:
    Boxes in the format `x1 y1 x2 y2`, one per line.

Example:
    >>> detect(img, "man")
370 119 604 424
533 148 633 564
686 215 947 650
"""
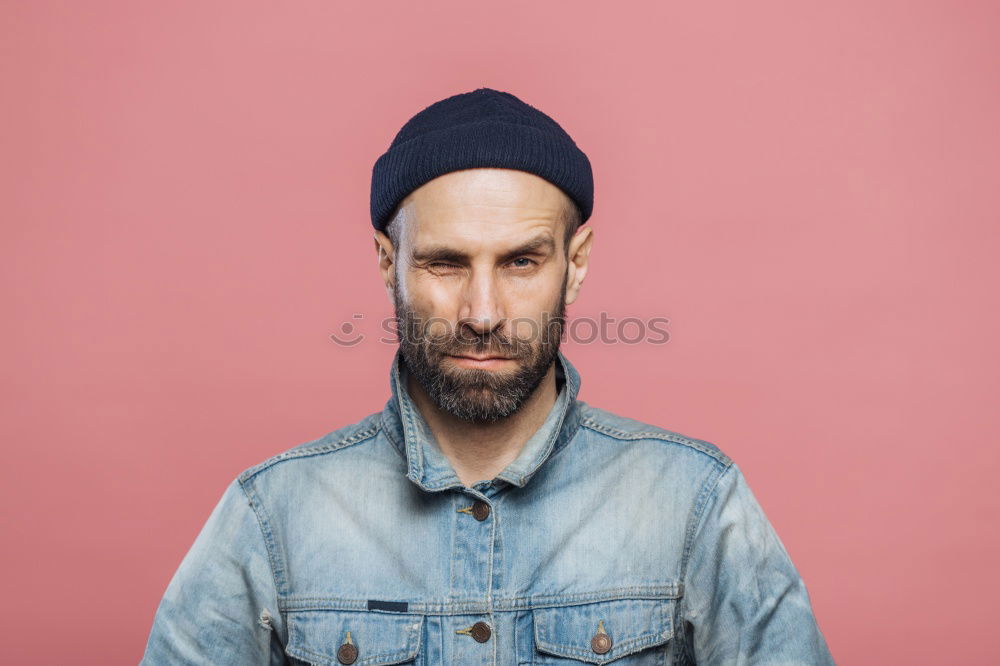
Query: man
142 87 835 664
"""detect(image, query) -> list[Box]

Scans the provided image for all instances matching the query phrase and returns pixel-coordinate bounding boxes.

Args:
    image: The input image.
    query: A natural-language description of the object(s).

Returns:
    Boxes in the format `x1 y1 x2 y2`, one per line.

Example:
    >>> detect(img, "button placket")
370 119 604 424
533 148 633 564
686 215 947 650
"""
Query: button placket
450 491 497 659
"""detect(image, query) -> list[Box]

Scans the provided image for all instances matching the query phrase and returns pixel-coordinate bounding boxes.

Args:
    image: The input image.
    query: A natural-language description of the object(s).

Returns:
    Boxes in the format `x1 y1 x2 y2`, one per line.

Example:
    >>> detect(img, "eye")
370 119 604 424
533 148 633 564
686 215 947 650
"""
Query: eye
509 257 536 269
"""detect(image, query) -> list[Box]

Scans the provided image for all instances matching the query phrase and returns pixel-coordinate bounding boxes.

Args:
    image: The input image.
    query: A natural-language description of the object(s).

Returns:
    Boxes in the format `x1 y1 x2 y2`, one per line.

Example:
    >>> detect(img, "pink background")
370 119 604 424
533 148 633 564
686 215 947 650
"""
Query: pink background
3 1 999 663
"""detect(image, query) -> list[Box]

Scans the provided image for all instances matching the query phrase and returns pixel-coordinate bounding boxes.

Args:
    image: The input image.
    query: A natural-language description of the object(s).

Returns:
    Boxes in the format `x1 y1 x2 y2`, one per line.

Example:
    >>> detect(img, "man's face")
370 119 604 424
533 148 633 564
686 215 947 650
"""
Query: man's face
386 168 575 424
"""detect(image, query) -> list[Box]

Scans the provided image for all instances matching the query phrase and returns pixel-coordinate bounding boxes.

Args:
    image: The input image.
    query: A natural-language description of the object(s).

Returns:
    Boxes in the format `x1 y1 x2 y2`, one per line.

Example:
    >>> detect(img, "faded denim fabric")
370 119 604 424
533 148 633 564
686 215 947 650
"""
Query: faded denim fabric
142 350 835 665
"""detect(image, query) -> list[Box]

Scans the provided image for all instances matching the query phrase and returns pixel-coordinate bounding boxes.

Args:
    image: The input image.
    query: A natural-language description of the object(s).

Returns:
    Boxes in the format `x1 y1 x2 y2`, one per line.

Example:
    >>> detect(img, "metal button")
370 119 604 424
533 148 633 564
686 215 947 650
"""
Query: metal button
337 642 358 664
470 621 492 643
591 621 613 655
471 500 490 521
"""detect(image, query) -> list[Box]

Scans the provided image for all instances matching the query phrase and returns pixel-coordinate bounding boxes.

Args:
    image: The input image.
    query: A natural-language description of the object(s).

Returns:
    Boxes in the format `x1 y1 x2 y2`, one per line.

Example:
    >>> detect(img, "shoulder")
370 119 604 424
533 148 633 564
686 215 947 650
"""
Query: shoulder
576 402 733 468
236 410 385 485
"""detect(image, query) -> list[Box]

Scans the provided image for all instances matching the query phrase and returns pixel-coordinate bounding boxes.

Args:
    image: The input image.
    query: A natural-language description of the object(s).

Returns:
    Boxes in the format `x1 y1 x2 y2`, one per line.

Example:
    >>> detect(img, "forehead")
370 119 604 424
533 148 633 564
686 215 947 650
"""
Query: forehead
396 168 570 250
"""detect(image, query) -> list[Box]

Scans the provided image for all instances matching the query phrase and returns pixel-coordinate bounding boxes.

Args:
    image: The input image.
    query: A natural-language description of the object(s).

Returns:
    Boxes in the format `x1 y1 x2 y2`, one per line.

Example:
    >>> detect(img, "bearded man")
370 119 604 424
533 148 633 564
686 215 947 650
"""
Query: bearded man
142 87 835 665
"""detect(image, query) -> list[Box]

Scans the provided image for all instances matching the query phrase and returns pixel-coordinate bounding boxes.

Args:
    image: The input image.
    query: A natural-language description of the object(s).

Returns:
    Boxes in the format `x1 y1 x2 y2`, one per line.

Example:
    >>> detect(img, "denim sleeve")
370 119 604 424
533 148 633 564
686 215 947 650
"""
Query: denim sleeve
680 463 835 664
141 478 287 665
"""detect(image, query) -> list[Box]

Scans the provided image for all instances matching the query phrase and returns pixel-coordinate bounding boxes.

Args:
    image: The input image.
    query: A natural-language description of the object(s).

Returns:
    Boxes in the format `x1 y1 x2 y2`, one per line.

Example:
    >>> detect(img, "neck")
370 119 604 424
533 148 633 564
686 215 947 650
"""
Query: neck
406 362 559 488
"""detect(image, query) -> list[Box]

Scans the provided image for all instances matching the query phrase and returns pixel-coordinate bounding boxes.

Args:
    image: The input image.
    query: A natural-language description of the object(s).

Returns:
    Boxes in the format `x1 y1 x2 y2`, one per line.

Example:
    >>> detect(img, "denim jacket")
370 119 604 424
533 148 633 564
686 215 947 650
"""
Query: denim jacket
142 350 835 665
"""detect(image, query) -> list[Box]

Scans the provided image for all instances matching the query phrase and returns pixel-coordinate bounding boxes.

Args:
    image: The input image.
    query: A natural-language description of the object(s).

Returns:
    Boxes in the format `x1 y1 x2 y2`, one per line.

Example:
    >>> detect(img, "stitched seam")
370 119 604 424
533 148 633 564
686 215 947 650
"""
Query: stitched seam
288 643 416 665
286 614 423 665
238 422 382 484
238 477 288 602
509 389 575 485
534 600 673 662
539 633 664 655
530 400 586 474
399 381 425 482
279 587 682 614
379 411 407 462
487 494 497 665
677 463 733 631
580 417 730 465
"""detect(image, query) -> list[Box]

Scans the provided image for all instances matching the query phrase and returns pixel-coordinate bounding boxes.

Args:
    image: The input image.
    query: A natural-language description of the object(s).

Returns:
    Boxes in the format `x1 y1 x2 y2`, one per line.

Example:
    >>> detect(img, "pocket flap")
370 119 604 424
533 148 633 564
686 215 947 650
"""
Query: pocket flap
285 610 423 666
533 598 673 664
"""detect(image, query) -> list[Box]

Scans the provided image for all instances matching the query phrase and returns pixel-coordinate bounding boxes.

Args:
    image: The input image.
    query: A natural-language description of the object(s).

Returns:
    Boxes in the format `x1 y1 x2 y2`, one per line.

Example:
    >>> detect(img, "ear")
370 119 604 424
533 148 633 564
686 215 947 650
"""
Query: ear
564 225 594 306
374 230 396 305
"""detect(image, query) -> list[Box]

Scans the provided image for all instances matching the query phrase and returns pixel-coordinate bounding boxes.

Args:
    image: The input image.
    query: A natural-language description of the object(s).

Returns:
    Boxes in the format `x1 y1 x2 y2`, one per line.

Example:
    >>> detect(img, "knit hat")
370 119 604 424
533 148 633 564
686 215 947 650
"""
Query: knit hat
370 87 593 232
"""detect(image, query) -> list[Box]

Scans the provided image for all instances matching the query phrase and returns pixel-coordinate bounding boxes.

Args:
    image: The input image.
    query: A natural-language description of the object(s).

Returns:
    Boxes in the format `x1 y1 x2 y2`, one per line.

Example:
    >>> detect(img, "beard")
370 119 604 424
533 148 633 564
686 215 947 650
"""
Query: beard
394 280 566 425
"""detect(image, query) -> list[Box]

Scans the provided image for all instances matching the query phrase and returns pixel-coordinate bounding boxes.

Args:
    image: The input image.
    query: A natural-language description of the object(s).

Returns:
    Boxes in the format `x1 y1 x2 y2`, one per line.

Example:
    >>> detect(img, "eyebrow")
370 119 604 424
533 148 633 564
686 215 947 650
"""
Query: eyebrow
411 234 556 264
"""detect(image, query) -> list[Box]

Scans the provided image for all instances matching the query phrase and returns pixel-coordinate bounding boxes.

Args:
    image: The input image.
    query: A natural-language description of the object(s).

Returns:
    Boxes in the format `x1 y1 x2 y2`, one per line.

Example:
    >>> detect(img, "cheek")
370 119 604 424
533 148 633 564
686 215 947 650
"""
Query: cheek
505 285 563 341
402 280 458 336
509 318 540 342
403 273 449 309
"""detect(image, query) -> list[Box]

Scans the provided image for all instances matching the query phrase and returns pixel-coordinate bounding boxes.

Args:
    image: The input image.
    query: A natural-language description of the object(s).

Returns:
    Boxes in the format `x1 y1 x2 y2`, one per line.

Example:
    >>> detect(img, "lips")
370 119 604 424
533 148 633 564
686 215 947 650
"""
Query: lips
451 354 511 361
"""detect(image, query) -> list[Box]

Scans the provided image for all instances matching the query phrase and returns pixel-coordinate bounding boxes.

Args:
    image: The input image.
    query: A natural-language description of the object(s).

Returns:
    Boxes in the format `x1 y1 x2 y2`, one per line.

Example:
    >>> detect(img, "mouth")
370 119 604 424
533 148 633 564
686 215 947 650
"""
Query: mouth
446 354 515 369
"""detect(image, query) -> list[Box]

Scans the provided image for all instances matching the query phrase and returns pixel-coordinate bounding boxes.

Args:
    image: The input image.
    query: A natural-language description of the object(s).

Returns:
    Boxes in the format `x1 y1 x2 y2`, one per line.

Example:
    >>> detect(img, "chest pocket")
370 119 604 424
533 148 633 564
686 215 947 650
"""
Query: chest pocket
285 610 424 666
531 598 674 664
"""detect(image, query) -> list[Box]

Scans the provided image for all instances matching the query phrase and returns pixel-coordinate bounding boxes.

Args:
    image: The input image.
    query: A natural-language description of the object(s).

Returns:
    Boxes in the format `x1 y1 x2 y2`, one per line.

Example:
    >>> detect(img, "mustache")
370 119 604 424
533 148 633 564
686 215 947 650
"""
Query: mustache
426 333 527 358
398 321 533 359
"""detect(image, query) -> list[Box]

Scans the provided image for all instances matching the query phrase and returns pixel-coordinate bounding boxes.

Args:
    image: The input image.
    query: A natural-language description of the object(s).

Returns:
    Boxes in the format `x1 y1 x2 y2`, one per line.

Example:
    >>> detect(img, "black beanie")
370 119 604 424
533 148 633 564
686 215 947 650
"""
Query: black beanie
370 87 593 232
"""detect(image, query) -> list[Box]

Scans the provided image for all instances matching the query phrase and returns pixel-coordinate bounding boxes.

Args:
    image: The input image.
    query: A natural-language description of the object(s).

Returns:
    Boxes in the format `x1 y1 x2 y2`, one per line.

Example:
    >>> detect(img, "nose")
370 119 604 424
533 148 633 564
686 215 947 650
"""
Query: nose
458 270 504 340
